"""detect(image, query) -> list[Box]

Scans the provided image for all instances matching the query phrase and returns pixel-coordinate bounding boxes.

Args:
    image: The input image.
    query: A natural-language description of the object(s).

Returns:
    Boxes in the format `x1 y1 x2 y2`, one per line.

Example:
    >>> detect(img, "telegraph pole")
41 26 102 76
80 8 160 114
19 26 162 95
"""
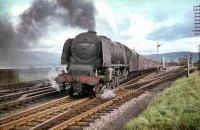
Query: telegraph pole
187 55 190 77
199 44 200 75
193 4 200 75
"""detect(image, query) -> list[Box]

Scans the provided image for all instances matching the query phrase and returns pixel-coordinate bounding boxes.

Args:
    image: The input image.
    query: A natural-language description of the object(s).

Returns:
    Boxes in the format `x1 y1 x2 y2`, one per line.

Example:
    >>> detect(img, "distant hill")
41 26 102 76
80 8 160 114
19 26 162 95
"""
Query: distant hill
0 51 61 67
29 51 61 65
0 51 199 68
147 52 198 62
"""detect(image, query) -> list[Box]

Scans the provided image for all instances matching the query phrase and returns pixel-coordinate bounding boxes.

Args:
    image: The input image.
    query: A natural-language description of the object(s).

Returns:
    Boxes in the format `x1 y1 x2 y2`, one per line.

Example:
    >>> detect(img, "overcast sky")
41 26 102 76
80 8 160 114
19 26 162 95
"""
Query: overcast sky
0 0 199 54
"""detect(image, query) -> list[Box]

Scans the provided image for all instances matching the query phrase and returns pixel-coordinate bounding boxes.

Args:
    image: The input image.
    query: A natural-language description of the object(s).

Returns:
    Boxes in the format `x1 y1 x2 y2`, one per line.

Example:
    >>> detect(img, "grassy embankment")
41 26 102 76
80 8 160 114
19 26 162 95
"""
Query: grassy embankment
125 72 200 130
18 73 48 82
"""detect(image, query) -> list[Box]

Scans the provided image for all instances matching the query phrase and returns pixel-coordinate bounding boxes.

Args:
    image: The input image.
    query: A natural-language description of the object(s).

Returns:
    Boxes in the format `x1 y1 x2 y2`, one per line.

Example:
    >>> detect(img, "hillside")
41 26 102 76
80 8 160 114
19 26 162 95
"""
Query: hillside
147 52 198 62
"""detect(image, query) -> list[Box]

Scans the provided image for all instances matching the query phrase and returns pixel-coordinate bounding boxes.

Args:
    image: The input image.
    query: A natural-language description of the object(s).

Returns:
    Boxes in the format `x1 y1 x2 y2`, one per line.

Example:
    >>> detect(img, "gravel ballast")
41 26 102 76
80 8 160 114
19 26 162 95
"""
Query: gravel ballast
84 82 172 130
84 91 156 130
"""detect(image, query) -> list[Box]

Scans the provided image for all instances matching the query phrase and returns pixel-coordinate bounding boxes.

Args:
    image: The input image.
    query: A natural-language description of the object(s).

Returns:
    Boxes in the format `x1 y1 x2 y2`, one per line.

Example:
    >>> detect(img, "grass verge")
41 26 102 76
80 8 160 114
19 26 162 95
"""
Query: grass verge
124 72 200 130
18 73 48 82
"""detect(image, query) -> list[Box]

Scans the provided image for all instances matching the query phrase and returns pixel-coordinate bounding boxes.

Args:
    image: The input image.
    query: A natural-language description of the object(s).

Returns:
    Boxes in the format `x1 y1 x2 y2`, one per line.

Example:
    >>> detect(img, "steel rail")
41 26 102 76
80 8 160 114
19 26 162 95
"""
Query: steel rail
0 96 72 124
0 89 58 110
0 80 48 90
0 98 90 130
0 86 52 102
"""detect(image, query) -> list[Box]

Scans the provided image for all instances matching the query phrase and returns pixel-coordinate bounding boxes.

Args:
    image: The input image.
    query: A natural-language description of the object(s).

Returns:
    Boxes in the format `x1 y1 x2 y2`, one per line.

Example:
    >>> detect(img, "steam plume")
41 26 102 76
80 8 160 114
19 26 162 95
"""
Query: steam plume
101 89 116 99
48 68 60 91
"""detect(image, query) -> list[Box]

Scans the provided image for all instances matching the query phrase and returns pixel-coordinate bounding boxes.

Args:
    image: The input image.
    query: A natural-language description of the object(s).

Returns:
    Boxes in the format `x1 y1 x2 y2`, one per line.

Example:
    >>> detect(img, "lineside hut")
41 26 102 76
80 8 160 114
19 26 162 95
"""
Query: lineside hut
0 69 19 84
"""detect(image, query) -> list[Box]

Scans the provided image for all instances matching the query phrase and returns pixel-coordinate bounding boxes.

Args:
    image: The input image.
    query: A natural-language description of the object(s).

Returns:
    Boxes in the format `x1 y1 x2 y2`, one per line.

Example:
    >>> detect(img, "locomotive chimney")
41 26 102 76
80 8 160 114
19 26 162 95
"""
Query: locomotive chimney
88 31 97 35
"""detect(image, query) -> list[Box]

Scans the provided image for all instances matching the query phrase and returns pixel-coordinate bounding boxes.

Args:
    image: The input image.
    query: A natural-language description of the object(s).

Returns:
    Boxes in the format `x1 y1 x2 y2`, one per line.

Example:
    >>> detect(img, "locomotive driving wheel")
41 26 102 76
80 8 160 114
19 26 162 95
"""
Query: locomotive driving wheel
89 87 96 98
62 82 66 92
68 86 75 97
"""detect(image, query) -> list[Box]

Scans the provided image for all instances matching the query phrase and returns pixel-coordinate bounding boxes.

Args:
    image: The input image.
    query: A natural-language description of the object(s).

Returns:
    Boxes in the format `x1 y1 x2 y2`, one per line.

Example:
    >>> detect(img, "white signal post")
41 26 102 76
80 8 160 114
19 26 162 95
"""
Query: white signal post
157 42 163 73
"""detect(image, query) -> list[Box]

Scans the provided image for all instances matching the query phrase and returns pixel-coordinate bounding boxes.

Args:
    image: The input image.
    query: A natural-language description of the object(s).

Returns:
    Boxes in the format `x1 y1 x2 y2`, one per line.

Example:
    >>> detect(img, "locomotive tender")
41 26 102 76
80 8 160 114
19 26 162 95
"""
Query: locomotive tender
56 31 157 96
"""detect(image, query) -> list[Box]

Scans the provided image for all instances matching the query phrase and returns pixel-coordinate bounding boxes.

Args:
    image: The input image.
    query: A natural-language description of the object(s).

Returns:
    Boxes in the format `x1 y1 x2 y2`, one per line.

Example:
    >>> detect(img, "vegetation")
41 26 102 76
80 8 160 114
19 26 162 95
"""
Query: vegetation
18 73 48 82
124 72 200 130
193 60 200 70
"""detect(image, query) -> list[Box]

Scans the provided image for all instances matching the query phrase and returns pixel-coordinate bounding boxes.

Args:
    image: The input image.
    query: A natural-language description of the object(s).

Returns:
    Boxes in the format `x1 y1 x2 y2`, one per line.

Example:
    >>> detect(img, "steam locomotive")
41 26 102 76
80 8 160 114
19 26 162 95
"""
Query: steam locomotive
56 31 158 96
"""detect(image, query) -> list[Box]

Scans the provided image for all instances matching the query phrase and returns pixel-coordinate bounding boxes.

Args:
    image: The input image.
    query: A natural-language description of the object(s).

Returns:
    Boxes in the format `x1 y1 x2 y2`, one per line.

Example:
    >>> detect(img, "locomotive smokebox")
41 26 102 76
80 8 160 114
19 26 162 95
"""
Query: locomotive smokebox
70 32 101 64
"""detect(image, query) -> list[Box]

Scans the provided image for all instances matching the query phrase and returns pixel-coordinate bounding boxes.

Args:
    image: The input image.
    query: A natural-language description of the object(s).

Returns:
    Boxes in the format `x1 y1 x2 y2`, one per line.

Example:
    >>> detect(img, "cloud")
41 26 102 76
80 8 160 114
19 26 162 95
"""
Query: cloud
35 26 85 53
146 13 194 41
1 0 199 60
94 0 117 35
93 0 197 55
11 4 30 16
159 37 198 53
146 22 194 41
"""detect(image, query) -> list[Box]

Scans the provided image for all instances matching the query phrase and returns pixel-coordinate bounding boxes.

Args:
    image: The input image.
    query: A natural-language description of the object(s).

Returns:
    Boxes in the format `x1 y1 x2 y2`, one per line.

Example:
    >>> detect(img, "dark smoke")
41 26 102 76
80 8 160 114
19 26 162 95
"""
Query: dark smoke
18 0 95 42
18 0 57 42
0 0 96 66
57 0 96 31
0 17 18 49
0 17 28 65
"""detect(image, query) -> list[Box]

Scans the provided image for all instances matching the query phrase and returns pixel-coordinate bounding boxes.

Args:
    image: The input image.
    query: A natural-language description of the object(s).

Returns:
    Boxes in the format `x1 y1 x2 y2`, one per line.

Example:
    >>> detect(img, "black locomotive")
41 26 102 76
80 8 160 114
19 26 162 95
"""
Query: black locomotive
56 31 157 96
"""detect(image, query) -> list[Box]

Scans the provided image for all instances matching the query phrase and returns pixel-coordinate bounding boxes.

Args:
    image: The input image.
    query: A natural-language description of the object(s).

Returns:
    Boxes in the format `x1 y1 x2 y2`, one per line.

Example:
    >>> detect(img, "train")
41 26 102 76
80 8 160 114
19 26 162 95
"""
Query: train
56 31 160 97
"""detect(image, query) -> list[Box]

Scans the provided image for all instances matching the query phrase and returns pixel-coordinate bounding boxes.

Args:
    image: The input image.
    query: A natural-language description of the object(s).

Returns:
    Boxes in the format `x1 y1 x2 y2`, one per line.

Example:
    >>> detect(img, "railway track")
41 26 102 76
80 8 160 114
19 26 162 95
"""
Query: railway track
0 97 90 130
46 69 186 130
0 80 49 96
0 67 188 130
0 79 65 113
0 89 62 112
0 96 71 124
0 84 52 103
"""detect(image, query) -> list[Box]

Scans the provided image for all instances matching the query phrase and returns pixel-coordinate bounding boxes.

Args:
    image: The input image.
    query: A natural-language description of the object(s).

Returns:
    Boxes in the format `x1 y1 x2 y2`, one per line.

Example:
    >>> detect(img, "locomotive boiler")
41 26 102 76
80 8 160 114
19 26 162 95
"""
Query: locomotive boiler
56 31 157 96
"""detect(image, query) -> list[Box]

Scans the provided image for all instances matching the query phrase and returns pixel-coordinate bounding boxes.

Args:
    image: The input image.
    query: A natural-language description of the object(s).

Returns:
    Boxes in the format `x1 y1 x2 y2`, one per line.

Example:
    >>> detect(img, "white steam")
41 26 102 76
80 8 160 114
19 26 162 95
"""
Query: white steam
101 89 116 99
48 68 60 91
